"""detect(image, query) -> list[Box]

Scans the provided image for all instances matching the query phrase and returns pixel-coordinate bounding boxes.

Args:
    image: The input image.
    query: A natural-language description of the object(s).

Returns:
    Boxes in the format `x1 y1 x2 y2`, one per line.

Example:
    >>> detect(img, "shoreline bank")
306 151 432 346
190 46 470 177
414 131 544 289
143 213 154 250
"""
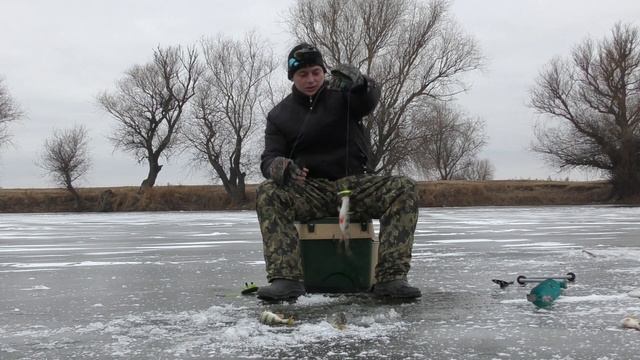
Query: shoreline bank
0 180 623 213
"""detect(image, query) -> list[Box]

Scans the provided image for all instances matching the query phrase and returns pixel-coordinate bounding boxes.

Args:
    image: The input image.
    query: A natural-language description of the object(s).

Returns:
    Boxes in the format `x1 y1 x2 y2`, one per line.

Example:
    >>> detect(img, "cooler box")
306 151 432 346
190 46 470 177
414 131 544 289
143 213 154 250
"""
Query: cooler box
296 217 378 293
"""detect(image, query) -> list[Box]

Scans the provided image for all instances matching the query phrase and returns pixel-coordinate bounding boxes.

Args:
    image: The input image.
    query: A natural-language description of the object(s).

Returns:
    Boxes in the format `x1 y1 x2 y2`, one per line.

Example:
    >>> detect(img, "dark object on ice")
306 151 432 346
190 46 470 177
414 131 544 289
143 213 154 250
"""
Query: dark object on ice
256 279 306 300
241 282 259 295
492 279 514 289
527 279 567 308
517 272 576 285
372 279 421 299
582 249 597 258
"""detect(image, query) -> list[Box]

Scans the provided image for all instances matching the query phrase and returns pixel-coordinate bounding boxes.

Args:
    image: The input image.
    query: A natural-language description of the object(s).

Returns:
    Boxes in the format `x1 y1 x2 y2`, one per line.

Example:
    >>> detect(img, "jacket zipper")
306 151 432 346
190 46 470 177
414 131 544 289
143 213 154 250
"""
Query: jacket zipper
308 85 324 110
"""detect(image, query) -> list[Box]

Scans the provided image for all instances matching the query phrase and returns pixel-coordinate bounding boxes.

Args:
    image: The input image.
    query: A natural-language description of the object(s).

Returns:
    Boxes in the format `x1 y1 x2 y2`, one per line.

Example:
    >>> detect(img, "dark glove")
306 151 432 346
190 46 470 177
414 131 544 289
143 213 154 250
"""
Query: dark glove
268 156 306 185
329 64 365 92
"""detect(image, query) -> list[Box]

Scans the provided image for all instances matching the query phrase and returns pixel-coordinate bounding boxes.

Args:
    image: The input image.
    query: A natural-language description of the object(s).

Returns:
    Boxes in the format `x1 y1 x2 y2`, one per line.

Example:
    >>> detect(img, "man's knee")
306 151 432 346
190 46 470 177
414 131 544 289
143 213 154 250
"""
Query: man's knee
257 180 277 198
389 176 418 217
256 180 287 205
391 176 417 202
257 181 280 215
395 176 416 192
257 180 300 222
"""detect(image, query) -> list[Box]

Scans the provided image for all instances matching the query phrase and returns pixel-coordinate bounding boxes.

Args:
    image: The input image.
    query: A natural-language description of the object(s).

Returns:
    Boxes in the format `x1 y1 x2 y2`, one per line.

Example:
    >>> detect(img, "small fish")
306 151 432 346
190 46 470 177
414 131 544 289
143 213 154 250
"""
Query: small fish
337 189 352 255
492 279 514 289
331 312 347 331
338 192 350 239
581 249 597 258
260 310 294 326
622 316 640 330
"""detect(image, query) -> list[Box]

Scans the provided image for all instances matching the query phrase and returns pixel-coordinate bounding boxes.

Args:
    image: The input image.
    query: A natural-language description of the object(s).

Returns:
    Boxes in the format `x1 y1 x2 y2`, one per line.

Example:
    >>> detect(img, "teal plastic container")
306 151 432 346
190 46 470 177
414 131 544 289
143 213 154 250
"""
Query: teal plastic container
296 217 378 293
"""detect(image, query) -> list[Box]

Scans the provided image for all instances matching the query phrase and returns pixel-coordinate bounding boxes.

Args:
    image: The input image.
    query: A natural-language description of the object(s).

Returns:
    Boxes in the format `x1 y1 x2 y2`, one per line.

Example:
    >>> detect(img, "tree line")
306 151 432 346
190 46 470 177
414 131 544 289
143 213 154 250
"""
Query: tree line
1 0 639 205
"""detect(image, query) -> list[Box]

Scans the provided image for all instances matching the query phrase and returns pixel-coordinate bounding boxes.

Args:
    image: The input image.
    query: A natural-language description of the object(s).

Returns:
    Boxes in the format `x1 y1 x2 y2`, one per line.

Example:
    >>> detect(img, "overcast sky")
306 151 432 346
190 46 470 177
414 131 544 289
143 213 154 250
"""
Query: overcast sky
1 0 639 189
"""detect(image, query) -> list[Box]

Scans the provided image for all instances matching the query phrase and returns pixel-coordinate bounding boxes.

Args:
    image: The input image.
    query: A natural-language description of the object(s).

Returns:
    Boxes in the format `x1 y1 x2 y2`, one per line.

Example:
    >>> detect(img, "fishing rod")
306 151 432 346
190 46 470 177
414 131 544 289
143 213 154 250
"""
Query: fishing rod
517 272 576 285
492 272 576 289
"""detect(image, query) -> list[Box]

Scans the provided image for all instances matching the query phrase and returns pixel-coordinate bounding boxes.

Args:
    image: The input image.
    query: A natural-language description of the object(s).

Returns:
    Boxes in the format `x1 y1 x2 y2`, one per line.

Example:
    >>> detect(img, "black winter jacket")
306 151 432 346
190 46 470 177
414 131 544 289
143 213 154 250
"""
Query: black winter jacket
260 79 381 181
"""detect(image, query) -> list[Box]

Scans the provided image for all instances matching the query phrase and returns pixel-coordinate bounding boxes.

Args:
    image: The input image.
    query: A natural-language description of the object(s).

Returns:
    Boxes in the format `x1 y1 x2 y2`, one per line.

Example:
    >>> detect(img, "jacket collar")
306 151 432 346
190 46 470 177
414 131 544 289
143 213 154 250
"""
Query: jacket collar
291 82 327 107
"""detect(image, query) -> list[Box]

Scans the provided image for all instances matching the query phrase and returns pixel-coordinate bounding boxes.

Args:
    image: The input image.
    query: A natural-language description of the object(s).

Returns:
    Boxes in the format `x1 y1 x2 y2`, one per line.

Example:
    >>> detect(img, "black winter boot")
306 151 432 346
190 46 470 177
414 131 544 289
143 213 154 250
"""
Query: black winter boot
372 279 421 299
257 279 306 300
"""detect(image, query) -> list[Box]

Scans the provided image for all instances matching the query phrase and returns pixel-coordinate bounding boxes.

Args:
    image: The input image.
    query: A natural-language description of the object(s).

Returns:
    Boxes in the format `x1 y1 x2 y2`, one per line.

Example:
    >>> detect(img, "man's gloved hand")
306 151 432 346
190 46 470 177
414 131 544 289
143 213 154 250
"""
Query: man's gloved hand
329 64 365 92
268 156 308 185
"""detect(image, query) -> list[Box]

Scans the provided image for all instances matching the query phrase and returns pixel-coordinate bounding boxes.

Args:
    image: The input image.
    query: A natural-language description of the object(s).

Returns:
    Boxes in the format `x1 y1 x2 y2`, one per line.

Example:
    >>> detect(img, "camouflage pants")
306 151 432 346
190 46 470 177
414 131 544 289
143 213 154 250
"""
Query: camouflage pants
256 174 418 283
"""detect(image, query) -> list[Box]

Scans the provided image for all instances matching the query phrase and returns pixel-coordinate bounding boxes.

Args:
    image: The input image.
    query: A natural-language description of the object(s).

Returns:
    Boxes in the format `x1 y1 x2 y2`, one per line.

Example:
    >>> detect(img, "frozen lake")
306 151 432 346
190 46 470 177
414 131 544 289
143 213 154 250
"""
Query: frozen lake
2 206 640 359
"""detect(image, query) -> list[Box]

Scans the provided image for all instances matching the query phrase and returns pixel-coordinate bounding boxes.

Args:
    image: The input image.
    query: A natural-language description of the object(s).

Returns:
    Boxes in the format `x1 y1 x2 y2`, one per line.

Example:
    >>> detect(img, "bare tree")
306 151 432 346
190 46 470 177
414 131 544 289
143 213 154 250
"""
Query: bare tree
456 158 495 181
412 102 487 180
0 78 22 149
530 23 640 197
98 46 201 192
39 125 91 208
186 33 277 204
287 0 482 174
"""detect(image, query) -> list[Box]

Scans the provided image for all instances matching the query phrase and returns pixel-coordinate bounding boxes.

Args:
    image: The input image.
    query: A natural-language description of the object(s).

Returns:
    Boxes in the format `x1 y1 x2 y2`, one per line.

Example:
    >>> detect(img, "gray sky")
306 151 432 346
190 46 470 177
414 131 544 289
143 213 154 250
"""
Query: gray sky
1 0 639 189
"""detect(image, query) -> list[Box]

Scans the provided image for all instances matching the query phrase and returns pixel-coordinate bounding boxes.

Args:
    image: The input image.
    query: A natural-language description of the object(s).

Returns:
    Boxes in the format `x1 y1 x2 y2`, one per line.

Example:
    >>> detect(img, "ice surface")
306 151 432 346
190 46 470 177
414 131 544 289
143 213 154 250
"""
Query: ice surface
2 206 640 359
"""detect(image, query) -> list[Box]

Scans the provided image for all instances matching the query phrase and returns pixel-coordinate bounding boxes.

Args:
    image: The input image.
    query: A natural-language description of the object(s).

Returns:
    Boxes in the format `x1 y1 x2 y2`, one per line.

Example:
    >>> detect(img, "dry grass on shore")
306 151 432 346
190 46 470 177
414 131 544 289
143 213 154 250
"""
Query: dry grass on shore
418 180 614 207
0 180 619 214
0 185 257 213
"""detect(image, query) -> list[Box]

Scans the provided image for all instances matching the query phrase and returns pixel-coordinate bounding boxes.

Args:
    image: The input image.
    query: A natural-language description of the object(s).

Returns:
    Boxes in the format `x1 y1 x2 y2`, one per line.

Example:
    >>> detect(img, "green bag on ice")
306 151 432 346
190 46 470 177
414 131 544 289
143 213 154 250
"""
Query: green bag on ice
526 279 567 308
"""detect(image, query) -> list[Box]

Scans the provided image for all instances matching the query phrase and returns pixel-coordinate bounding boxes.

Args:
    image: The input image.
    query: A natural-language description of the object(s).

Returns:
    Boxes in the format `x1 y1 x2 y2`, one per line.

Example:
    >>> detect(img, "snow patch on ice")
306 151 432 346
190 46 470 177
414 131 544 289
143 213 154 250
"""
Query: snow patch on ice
502 242 577 248
0 247 89 253
607 268 640 274
628 289 640 298
2 261 142 268
501 293 629 304
568 248 640 261
294 294 342 306
557 294 629 303
83 251 143 256
241 260 265 265
429 238 494 244
72 303 404 357
187 232 229 237
415 233 467 237
135 245 220 250
19 285 50 291
412 252 469 258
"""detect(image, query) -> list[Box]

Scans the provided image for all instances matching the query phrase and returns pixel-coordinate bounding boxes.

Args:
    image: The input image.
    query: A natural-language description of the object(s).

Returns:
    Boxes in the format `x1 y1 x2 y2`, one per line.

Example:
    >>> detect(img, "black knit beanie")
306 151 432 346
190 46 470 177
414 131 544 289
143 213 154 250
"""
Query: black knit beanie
287 43 326 80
